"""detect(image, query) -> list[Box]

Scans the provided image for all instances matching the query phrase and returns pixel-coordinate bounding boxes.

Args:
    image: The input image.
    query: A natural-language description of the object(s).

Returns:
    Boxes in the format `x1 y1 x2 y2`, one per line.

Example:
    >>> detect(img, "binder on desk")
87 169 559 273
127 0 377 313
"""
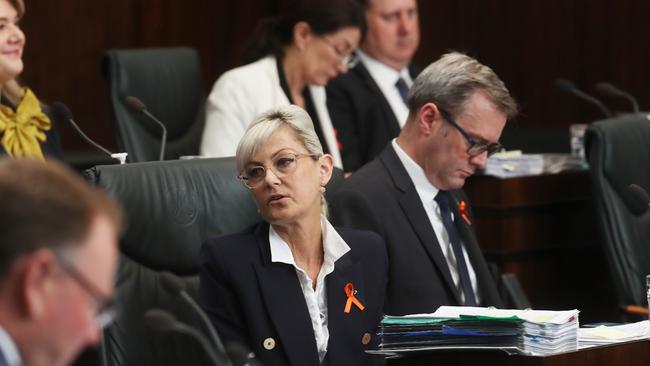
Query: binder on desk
374 306 579 357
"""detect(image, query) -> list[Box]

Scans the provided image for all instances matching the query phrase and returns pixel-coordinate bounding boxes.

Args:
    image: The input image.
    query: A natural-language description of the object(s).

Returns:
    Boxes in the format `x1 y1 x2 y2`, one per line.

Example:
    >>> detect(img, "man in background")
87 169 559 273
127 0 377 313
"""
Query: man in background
0 159 122 366
327 0 420 171
331 52 518 315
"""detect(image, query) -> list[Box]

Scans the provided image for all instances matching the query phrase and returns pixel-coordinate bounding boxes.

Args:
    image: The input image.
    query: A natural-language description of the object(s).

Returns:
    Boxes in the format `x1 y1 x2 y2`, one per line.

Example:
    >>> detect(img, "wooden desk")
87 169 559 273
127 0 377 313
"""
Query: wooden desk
463 171 618 322
387 339 650 366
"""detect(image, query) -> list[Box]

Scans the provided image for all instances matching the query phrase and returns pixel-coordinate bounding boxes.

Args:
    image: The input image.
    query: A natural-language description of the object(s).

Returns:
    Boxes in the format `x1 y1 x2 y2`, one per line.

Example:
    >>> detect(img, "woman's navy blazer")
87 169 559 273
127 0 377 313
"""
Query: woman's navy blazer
200 222 388 366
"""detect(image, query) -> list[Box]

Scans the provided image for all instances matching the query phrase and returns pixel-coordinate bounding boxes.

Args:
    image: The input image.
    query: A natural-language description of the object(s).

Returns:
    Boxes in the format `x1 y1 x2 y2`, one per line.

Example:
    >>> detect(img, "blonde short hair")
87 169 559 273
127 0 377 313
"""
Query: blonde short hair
236 105 323 172
236 105 329 216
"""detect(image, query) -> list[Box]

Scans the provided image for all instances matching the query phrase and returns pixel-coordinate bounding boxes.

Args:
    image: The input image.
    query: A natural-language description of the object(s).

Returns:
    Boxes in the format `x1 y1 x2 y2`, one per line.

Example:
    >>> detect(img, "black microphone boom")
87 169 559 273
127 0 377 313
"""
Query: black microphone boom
555 78 613 118
144 309 225 366
159 272 231 365
51 102 128 164
124 96 167 161
595 82 640 113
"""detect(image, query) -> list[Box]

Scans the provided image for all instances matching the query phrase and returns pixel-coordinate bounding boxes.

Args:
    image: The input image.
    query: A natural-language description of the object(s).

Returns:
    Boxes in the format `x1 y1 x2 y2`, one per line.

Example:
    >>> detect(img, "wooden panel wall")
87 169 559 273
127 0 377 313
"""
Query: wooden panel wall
20 0 276 151
19 0 650 152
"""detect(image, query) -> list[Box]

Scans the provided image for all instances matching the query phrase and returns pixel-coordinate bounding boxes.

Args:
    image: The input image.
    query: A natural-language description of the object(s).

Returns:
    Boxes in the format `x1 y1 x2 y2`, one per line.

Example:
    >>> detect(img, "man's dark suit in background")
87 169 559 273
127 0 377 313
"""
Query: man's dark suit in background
326 0 421 172
327 63 419 171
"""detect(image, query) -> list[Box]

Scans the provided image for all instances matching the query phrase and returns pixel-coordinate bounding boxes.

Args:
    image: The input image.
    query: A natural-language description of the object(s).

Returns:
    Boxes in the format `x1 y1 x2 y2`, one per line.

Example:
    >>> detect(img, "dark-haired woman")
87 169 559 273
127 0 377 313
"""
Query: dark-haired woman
0 0 62 161
200 0 364 171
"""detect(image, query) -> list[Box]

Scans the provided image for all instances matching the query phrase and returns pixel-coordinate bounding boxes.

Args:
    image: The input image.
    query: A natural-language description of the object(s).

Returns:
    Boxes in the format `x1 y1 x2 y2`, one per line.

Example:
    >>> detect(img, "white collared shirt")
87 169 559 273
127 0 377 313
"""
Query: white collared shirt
269 216 351 363
357 51 412 128
0 325 22 366
392 139 481 305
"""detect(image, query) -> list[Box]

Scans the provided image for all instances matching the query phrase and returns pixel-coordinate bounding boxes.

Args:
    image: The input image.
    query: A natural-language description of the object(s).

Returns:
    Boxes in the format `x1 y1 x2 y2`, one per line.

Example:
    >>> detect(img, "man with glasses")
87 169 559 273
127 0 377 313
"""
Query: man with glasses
0 159 122 366
330 52 518 315
327 0 420 171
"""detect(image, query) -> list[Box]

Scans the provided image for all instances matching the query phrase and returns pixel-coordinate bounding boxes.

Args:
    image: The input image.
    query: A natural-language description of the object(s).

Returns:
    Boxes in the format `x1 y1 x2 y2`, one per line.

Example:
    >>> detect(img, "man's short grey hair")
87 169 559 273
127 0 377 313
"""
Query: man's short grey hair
407 51 518 120
235 105 329 216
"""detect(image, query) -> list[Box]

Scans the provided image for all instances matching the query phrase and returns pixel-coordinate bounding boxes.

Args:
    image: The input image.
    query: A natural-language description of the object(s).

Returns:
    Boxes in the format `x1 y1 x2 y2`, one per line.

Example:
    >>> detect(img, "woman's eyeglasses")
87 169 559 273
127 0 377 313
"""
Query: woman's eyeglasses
322 37 359 68
239 153 320 189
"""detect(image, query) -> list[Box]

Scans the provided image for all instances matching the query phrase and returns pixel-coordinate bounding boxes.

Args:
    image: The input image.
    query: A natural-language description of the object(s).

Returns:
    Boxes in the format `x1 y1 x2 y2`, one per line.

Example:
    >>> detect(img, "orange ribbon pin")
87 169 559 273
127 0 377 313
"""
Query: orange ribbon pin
334 128 344 150
459 200 472 225
344 283 365 314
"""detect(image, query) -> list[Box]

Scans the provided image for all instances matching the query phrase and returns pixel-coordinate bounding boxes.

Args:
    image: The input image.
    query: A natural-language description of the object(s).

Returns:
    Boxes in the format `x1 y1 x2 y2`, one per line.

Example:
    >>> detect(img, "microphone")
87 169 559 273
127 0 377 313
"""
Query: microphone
144 309 226 366
595 82 640 113
159 272 231 365
555 78 612 118
628 183 650 215
225 342 263 366
51 102 128 164
124 96 167 161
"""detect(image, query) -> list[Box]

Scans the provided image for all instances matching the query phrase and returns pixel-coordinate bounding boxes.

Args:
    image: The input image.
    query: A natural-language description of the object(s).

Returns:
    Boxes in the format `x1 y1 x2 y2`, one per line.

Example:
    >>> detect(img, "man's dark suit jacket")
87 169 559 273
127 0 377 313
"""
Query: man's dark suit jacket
199 222 387 366
0 337 10 366
329 145 503 316
326 62 419 171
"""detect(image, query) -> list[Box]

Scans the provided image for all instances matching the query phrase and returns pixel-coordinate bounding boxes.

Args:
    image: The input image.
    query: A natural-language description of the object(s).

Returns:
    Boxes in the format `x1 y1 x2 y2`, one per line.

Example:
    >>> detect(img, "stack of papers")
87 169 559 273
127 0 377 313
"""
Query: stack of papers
578 321 650 345
484 151 545 178
375 306 579 356
483 151 587 178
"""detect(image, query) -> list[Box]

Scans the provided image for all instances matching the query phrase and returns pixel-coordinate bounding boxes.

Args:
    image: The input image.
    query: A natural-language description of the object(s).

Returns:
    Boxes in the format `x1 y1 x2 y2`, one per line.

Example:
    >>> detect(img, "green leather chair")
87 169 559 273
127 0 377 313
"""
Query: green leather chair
586 115 650 318
102 47 206 162
86 157 258 366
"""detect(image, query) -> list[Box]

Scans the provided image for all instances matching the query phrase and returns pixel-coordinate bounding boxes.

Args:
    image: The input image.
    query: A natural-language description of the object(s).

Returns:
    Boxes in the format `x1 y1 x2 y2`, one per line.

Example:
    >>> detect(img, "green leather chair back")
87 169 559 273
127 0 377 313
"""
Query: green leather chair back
102 47 205 162
86 157 259 366
586 115 650 310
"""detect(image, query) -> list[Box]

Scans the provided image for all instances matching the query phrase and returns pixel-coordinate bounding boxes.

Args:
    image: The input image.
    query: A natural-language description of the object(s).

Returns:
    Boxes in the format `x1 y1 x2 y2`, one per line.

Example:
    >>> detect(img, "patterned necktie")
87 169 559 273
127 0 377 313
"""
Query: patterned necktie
435 190 478 306
395 77 409 106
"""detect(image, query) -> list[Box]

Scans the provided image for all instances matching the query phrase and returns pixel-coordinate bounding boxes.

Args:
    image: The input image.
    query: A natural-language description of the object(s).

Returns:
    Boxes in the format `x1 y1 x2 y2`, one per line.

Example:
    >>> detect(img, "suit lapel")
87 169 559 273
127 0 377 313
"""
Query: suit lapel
253 225 320 366
326 251 365 365
354 63 401 137
380 147 462 304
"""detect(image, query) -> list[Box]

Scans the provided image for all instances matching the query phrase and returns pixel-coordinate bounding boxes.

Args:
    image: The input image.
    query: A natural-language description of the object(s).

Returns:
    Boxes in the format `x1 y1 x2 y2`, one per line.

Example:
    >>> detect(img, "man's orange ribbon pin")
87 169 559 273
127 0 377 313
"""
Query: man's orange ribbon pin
459 200 472 225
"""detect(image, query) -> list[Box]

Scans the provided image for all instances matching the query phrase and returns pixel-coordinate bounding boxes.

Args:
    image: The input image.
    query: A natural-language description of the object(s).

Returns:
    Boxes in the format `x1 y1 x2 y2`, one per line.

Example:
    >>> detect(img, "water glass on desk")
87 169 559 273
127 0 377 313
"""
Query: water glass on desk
570 123 587 161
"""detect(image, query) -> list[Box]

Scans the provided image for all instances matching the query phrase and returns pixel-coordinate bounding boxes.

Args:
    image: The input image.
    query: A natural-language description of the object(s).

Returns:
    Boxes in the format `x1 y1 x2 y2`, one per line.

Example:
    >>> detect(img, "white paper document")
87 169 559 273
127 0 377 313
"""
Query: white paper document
578 320 650 345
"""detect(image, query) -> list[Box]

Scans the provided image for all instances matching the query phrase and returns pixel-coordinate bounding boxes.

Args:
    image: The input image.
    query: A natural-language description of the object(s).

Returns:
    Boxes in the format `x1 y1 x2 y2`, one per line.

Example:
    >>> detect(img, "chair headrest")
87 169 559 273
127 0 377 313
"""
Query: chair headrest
586 114 650 215
85 157 261 274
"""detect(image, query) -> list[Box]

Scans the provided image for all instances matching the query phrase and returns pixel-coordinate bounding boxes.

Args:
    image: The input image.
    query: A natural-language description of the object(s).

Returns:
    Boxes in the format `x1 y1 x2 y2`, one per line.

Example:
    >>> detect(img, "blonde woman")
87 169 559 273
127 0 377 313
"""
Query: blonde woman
200 105 387 366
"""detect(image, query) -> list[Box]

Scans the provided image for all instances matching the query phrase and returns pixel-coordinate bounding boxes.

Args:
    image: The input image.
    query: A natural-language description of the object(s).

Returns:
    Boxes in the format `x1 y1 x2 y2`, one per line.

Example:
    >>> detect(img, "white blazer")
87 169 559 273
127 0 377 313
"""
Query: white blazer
200 56 343 169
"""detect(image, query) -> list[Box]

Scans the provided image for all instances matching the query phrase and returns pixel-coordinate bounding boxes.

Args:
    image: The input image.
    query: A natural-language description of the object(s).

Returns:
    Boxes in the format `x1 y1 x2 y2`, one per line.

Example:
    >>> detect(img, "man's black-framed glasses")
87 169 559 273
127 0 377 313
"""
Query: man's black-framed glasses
55 252 116 329
438 108 503 157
